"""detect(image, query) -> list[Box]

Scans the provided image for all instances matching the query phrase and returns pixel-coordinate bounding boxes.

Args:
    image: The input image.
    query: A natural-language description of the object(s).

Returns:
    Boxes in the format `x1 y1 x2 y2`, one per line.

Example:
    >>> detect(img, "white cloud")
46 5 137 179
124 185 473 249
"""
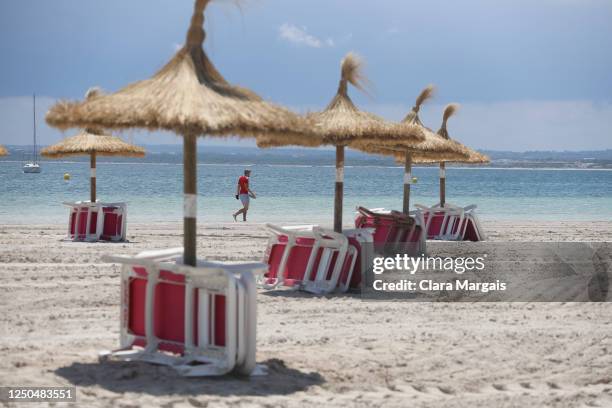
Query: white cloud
278 23 334 48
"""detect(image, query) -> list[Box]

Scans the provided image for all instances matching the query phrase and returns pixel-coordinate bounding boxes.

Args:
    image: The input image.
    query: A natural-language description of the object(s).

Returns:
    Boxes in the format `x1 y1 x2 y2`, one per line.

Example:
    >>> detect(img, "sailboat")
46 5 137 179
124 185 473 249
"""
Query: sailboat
23 94 42 173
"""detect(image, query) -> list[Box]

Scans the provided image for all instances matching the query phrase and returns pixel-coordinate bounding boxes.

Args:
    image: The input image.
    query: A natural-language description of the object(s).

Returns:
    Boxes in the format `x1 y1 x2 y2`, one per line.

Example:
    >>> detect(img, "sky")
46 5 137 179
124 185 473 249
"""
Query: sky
0 0 611 151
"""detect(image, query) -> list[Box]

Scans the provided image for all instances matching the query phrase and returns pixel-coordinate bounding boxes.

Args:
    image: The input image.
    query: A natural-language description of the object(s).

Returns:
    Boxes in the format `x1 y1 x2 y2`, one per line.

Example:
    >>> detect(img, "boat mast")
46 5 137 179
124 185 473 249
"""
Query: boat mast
33 93 37 163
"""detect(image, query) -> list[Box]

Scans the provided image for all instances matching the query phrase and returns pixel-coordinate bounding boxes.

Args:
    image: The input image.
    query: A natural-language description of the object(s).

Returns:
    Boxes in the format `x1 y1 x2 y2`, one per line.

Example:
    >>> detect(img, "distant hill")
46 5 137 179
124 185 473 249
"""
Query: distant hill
481 149 612 161
2 145 612 169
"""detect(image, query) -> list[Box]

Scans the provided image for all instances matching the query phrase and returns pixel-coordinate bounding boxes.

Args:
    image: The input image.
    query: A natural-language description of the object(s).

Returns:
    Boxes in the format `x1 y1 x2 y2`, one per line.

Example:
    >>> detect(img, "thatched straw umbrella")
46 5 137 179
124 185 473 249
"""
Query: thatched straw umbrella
45 0 314 266
351 86 469 213
257 53 424 232
364 103 489 209
0 145 7 157
41 128 145 203
427 103 489 207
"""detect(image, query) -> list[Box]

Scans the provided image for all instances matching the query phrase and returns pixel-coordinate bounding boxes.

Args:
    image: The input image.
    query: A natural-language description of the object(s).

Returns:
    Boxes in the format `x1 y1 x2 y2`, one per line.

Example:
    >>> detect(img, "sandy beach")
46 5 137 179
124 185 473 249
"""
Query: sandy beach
0 221 611 407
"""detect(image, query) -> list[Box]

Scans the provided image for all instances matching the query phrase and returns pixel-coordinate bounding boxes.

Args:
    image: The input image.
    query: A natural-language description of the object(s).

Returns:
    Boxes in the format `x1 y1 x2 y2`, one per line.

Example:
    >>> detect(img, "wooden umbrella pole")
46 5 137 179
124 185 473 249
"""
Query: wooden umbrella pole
439 162 446 208
334 145 345 233
402 153 412 215
183 134 198 266
90 152 96 203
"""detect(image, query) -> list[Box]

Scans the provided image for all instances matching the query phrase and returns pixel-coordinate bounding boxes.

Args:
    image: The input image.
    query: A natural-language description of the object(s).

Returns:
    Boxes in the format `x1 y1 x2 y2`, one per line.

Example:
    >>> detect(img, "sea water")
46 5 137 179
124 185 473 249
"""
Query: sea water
1 160 611 224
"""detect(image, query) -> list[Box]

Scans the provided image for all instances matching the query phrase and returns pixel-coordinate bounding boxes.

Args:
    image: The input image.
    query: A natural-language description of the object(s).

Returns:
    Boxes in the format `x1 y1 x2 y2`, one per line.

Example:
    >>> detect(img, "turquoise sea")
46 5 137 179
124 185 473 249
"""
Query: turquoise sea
1 156 612 225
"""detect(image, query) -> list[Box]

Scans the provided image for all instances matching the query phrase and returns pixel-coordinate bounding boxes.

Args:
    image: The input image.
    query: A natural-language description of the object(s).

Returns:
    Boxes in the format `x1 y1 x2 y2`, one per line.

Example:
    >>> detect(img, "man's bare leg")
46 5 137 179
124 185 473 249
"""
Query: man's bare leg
233 202 249 221
233 208 244 221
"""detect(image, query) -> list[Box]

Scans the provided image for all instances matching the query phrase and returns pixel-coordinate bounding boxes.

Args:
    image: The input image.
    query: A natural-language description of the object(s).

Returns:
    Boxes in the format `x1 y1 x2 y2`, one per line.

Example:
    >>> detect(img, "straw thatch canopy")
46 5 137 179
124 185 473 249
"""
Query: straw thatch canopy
352 86 469 161
352 134 471 162
255 133 324 148
0 145 7 157
45 0 314 144
430 104 489 164
45 0 320 265
41 129 145 159
310 53 424 145
392 145 489 164
402 84 434 127
388 104 489 164
256 53 423 148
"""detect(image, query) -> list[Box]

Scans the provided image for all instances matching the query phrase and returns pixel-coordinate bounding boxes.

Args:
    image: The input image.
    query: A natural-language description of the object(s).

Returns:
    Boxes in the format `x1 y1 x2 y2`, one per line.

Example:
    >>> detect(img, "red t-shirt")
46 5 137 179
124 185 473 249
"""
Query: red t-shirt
238 176 249 194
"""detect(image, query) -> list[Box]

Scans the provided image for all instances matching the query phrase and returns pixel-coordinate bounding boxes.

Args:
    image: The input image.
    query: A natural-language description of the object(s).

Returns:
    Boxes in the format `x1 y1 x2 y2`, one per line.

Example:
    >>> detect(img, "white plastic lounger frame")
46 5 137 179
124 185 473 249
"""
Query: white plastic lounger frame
100 248 266 377
64 201 102 242
415 203 465 241
101 203 128 242
263 223 349 295
64 201 128 242
355 207 401 247
408 209 427 254
457 205 486 241
341 228 374 291
432 203 485 241
336 245 358 293
356 207 427 255
416 203 485 241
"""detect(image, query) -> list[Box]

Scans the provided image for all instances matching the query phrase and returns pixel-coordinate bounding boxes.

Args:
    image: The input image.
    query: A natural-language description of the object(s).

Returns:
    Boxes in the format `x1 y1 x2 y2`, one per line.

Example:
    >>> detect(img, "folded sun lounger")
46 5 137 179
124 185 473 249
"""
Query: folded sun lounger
394 209 427 255
415 203 485 241
64 201 128 242
341 228 374 291
65 201 101 241
100 248 266 376
355 206 424 256
261 224 354 294
100 205 127 241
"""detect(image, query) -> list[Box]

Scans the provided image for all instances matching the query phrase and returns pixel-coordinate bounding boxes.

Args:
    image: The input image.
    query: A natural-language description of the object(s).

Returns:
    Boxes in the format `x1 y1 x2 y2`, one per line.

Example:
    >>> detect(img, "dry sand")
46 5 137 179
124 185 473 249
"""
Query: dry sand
1 221 611 407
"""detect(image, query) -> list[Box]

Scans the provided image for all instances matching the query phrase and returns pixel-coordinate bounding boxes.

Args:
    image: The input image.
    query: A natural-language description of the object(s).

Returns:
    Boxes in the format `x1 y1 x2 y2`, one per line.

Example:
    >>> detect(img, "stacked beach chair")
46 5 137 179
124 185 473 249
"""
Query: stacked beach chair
260 207 426 293
100 249 265 376
260 224 364 294
415 203 486 241
65 201 127 242
354 207 426 255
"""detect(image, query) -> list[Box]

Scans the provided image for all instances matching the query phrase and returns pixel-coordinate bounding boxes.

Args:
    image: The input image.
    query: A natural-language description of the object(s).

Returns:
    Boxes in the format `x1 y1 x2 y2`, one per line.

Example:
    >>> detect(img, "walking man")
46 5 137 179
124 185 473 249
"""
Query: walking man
233 169 256 221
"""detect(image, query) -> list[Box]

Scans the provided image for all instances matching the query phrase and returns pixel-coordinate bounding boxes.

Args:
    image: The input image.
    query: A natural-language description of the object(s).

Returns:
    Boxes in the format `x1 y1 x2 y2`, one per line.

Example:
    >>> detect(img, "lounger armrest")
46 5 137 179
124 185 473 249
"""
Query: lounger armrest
442 203 462 210
343 228 375 235
356 206 377 218
414 204 430 211
281 225 318 231
312 226 347 245
198 261 267 276
368 208 388 213
136 247 184 260
265 223 289 237
62 201 96 208
463 204 477 212
102 247 183 264
100 202 127 207
265 223 317 241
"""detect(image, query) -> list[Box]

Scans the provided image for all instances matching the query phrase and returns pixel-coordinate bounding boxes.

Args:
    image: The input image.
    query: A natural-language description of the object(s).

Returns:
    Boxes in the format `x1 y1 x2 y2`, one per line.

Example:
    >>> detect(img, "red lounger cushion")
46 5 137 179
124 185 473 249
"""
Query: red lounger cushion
265 237 321 286
128 267 226 355
424 211 445 239
338 239 360 289
463 218 479 241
